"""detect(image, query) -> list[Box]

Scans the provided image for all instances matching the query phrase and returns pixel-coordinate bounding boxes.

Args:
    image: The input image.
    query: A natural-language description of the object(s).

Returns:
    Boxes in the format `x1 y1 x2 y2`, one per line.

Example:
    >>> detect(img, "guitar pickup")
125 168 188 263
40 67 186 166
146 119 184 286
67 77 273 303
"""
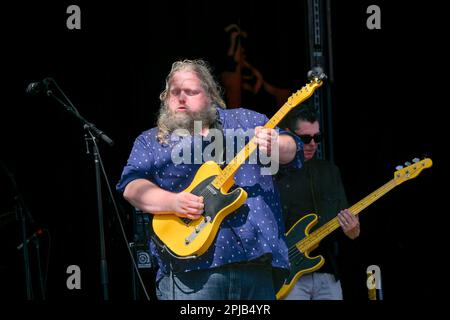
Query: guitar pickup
185 216 212 245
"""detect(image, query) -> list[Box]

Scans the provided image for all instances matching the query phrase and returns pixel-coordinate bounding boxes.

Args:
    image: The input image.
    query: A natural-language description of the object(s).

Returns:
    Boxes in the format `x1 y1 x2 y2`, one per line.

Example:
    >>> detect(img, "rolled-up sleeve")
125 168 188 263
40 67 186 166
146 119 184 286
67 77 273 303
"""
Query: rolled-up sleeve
116 135 155 194
279 129 304 169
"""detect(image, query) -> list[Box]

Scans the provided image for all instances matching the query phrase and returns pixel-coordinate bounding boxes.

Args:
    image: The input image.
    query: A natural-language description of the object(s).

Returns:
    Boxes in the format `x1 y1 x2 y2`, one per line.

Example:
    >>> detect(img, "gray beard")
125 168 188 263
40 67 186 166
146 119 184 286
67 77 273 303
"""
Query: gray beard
158 104 218 135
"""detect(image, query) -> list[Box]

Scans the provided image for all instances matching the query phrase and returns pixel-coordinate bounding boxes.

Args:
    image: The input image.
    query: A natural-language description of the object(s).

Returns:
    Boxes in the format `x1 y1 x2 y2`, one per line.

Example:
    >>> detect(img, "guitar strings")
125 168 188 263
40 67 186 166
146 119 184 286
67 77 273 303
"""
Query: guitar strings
285 179 399 260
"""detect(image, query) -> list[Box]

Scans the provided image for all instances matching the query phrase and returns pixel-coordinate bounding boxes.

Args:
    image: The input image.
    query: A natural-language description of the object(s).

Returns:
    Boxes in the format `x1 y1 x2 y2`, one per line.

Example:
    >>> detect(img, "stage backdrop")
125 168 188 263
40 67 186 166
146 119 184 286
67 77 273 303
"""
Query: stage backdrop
0 0 443 301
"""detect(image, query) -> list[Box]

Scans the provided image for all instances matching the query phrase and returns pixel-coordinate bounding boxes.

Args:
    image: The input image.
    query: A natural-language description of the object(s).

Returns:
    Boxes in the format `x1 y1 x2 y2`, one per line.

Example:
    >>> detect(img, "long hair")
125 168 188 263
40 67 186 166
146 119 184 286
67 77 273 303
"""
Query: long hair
157 59 226 144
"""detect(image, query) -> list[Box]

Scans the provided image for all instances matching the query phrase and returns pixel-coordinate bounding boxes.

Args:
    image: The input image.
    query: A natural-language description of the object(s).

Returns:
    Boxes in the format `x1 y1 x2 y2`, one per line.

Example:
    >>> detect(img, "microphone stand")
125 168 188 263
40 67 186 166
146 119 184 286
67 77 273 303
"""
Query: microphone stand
33 234 46 300
44 78 114 300
16 198 33 300
84 131 109 300
1 160 35 300
16 229 46 299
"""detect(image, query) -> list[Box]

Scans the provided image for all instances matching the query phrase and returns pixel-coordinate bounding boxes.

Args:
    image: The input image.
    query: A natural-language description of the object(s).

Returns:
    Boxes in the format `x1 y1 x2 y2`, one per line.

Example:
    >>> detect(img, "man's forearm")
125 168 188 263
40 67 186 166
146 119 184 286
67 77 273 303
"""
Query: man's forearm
278 134 297 164
123 179 175 213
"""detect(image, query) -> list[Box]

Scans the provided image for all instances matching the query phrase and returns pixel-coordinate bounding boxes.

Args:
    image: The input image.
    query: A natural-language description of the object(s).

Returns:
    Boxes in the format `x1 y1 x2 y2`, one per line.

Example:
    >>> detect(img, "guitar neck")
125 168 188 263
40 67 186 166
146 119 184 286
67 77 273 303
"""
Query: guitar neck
211 103 293 189
297 179 398 252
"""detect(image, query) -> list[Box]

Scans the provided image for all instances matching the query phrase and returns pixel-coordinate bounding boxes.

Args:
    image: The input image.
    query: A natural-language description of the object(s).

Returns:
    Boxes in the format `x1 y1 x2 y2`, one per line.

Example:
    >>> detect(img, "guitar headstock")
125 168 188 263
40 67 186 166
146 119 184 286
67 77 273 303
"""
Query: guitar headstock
286 73 326 109
393 158 432 185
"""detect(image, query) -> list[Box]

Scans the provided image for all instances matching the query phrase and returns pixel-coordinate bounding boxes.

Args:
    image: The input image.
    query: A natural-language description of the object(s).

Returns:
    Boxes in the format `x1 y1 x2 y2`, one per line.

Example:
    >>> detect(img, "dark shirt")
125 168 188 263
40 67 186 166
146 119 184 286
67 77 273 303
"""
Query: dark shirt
117 107 303 280
276 159 349 277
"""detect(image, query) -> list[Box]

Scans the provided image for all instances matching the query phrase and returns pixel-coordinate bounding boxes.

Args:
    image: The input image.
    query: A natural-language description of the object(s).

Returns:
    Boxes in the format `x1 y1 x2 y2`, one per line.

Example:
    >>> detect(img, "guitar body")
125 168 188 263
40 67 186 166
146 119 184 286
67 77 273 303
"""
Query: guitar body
152 161 248 257
276 213 325 300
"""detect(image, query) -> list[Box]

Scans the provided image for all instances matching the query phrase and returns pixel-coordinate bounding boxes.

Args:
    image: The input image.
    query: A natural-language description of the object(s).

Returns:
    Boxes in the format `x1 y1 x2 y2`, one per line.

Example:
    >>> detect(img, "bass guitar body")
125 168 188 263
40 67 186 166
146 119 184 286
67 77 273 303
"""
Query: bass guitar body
276 213 324 300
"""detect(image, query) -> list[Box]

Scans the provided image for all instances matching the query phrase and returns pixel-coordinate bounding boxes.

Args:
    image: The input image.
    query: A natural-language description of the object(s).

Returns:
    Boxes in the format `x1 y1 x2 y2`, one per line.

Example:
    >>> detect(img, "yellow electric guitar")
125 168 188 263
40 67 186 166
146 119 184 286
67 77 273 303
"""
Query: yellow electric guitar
152 73 326 258
276 158 433 299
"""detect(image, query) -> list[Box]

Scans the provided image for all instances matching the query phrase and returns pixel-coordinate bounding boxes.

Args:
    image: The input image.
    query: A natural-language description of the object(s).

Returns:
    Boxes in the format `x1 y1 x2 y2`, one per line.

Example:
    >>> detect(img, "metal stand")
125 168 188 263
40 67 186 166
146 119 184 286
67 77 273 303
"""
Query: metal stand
85 133 109 300
33 235 46 300
16 200 33 300
43 78 114 300
2 160 36 300
25 77 152 301
307 0 335 162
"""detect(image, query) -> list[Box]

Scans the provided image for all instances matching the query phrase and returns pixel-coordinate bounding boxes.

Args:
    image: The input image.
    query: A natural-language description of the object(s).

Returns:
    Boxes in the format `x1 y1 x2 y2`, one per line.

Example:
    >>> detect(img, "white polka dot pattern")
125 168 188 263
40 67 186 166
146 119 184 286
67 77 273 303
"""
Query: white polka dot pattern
117 107 304 278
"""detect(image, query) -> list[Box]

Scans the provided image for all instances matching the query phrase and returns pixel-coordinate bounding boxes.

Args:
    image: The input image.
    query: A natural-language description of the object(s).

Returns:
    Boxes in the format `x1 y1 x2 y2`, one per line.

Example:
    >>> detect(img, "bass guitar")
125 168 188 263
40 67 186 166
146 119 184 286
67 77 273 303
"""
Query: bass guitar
276 158 433 299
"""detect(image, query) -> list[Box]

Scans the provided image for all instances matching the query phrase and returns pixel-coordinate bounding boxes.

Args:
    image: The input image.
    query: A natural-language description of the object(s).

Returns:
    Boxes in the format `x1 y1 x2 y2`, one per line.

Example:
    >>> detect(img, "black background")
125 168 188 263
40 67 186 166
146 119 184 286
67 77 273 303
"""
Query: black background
0 0 445 304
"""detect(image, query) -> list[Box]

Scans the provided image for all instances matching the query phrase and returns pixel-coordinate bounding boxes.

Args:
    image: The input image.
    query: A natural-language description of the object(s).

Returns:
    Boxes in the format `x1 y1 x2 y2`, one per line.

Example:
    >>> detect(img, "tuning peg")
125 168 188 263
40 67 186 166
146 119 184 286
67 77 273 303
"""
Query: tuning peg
412 158 420 163
395 165 404 170
404 161 411 166
307 67 327 81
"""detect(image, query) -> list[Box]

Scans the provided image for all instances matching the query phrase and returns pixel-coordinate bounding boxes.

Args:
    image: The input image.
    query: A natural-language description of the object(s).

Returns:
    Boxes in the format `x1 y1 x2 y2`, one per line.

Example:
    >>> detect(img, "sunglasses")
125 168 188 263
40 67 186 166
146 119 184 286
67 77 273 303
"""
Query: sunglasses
297 133 322 144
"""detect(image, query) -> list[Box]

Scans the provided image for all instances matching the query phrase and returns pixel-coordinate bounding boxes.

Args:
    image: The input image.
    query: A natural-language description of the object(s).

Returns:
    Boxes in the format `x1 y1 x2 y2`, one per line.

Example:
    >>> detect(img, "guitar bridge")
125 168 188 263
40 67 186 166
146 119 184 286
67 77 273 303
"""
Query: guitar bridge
185 216 212 245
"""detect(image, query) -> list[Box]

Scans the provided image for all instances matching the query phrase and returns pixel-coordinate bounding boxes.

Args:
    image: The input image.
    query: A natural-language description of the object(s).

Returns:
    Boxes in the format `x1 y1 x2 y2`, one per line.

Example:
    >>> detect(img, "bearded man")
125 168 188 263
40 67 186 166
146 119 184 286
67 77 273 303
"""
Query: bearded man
116 59 303 300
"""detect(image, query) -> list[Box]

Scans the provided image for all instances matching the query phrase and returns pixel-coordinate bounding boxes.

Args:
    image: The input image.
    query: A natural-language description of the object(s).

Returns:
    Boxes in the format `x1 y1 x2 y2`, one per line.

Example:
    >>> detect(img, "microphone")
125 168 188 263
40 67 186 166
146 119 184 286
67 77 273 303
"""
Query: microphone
26 78 52 95
84 123 115 146
17 228 44 250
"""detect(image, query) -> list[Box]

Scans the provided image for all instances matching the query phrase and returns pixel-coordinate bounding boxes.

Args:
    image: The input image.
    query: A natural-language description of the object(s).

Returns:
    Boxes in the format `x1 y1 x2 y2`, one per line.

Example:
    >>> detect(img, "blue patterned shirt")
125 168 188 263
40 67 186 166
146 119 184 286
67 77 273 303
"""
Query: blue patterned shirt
116 108 303 279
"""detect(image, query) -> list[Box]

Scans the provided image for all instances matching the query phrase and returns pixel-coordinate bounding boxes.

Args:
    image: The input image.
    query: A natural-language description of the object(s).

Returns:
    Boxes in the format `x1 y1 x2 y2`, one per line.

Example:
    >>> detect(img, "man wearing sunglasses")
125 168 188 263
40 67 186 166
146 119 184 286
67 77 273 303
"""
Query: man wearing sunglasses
276 104 360 300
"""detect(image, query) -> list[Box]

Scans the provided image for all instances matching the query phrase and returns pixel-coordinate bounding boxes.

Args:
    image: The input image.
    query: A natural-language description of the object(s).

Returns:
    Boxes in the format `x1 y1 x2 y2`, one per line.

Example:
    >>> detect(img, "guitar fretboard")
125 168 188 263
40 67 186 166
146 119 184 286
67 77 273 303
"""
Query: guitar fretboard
211 85 317 190
297 179 398 252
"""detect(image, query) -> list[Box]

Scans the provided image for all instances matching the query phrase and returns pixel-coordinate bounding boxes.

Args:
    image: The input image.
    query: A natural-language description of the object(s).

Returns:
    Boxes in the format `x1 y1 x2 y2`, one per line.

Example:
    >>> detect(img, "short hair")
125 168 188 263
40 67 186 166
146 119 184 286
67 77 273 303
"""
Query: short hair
287 103 318 132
